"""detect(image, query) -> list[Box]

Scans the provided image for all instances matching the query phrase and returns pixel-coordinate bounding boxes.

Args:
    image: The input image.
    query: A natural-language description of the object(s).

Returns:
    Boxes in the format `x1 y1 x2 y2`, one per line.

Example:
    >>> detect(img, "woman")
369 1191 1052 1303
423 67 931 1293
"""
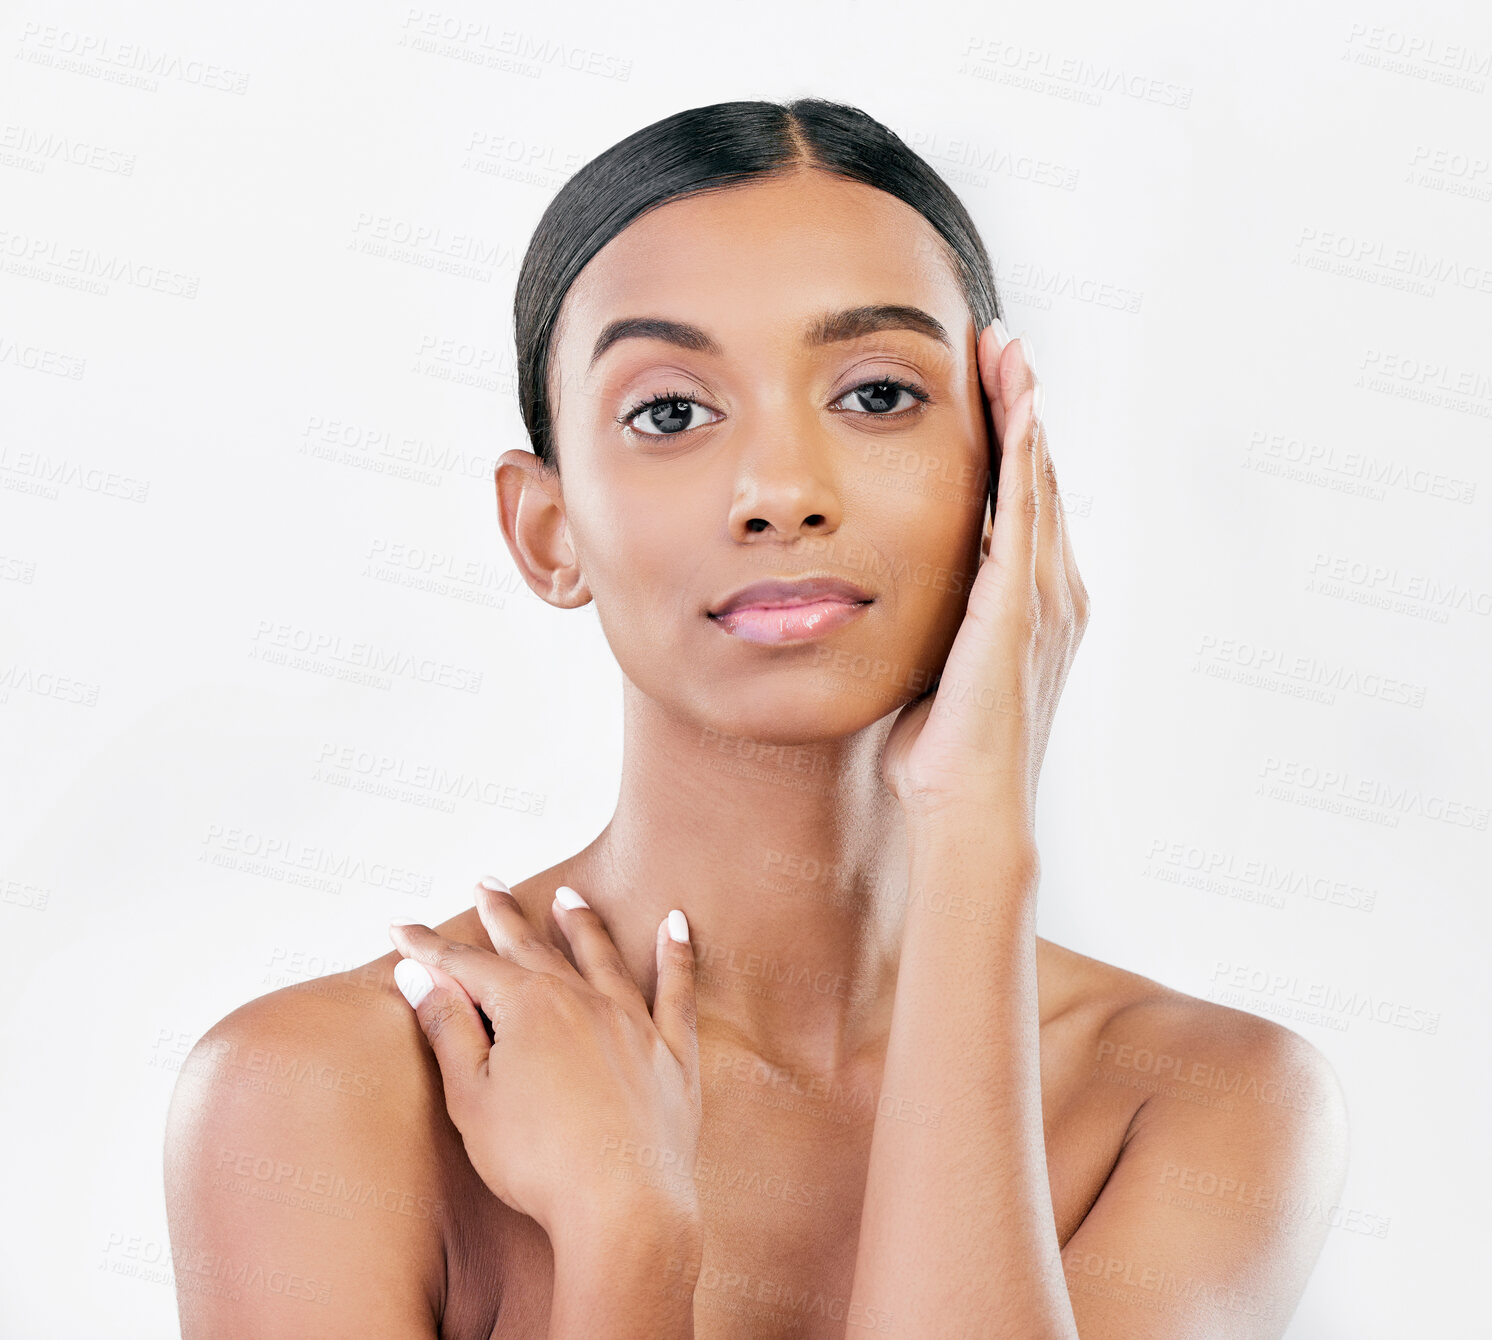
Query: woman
165 98 1348 1338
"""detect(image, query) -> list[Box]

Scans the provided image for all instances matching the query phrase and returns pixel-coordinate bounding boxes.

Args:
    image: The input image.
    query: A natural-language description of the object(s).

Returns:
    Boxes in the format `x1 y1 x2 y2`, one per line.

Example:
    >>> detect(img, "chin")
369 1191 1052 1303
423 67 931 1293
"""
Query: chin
694 663 911 748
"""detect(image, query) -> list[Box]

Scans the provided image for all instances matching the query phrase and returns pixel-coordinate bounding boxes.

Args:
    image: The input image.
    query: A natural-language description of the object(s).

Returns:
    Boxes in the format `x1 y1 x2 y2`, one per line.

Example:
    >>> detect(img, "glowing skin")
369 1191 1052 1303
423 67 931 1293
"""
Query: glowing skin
507 169 989 754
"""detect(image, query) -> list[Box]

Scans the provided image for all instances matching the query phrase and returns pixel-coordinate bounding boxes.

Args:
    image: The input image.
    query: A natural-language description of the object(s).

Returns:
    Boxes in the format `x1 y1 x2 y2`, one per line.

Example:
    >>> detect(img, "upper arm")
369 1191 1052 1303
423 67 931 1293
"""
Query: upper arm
163 984 449 1338
1062 1006 1350 1339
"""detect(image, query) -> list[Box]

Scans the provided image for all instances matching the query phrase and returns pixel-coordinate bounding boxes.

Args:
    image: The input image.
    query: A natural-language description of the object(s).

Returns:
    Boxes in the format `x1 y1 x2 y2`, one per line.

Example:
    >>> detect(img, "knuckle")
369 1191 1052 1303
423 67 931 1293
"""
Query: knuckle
594 951 634 985
670 982 699 1037
421 994 462 1045
1019 584 1043 630
589 990 628 1034
522 968 566 1003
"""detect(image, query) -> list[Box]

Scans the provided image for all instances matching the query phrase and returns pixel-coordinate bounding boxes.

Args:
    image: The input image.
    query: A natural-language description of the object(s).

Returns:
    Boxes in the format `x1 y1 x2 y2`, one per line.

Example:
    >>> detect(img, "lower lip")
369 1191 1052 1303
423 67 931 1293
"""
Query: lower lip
710 599 871 644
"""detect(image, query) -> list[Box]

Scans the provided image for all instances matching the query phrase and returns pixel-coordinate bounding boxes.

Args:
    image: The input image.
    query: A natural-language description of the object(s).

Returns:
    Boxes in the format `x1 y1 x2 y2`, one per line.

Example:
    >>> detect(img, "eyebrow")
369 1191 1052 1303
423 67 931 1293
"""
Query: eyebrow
587 304 953 370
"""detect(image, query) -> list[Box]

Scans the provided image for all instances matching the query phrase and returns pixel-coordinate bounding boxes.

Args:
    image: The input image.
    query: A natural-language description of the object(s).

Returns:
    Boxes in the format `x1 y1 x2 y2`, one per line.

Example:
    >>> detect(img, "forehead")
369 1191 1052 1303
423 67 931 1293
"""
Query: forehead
553 170 970 370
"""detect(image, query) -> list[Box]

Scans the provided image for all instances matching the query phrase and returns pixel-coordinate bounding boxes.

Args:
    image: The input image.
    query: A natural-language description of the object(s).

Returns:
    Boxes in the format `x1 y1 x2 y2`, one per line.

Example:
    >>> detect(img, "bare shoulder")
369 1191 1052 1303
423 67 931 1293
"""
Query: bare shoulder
1043 941 1353 1330
1043 936 1349 1134
163 946 457 1337
1050 937 1354 1134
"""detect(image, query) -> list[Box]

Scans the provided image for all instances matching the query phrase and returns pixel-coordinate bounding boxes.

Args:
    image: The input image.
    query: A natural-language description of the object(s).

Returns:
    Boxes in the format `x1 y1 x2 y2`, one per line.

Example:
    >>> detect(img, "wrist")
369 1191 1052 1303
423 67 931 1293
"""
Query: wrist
893 760 1032 816
903 806 1041 908
901 788 1036 847
550 1195 703 1265
548 1209 701 1340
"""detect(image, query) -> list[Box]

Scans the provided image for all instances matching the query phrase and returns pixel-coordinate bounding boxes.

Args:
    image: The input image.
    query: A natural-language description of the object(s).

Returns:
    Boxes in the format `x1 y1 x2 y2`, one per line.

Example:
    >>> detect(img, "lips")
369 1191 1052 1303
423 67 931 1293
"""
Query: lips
707 576 874 645
709 576 874 617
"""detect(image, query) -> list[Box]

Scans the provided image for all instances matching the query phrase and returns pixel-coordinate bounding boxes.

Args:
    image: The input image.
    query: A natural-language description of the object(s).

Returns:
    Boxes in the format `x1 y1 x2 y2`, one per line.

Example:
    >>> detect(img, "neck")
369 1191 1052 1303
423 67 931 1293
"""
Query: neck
565 680 912 1076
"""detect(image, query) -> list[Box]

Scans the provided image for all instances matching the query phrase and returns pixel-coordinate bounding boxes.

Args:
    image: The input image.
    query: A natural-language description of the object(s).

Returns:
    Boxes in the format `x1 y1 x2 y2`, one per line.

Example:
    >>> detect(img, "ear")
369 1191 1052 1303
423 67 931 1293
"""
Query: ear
494 450 592 609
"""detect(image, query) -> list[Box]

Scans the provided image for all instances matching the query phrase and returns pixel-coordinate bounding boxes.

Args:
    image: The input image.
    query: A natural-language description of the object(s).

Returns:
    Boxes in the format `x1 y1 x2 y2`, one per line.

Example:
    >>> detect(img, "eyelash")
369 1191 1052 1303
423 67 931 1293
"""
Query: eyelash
615 377 932 435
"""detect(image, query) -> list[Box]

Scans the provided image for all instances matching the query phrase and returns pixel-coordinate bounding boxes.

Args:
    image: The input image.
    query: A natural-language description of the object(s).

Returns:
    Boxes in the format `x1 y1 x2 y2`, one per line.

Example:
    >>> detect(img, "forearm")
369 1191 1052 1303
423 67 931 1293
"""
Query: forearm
548 1209 701 1340
847 805 1077 1338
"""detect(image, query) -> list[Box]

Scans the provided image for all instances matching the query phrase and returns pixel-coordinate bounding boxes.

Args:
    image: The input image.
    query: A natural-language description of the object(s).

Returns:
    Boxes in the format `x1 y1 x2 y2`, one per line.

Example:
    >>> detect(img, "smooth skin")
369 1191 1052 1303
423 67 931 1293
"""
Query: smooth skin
165 168 1349 1339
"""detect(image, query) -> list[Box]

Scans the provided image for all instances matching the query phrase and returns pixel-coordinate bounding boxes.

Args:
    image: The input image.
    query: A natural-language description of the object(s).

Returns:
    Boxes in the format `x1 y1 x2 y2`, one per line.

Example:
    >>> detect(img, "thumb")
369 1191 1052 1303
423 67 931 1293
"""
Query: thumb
652 910 699 1091
392 955 490 1118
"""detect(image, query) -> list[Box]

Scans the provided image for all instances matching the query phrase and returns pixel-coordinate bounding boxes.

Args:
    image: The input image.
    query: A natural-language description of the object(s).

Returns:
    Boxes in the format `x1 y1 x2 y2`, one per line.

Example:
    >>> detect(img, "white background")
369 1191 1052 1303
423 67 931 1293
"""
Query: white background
2 0 1489 1334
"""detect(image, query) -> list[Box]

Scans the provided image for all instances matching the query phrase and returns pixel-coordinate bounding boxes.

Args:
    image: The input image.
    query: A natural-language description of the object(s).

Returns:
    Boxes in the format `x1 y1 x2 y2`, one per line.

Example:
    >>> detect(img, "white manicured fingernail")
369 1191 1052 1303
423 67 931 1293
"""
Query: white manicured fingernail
480 876 510 893
667 909 689 944
394 958 433 1007
989 317 1010 349
1032 382 1045 422
1020 334 1037 377
555 885 588 910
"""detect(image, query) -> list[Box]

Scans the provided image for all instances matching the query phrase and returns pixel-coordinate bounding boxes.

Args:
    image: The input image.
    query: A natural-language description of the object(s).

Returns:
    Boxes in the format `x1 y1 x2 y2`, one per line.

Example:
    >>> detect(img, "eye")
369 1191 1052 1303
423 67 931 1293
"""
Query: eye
618 389 723 438
832 378 931 417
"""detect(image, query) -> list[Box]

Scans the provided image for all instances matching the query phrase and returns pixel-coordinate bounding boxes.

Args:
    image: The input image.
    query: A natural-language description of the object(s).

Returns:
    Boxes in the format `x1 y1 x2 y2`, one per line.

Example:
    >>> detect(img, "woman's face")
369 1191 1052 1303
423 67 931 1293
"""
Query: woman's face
532 167 990 743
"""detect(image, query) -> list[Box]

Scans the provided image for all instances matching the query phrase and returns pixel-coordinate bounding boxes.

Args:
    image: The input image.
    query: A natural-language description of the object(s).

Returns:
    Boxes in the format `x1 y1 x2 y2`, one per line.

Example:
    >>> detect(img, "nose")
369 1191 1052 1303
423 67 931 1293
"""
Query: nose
725 417 843 542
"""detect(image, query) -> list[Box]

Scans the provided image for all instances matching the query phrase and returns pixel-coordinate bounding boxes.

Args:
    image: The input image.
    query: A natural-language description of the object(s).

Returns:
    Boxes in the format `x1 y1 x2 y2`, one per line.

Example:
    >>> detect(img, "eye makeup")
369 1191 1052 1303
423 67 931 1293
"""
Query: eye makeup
614 373 935 440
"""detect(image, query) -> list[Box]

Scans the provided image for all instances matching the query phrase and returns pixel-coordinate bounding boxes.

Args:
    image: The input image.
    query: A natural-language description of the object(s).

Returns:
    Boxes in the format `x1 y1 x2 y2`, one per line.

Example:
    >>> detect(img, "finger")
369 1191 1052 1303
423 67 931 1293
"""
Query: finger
472 878 576 980
1030 394 1068 614
979 321 1012 472
388 920 525 1023
980 320 1029 446
390 952 489 1122
990 383 1041 596
550 884 648 1012
1057 457 1090 633
652 910 699 1093
997 331 1038 439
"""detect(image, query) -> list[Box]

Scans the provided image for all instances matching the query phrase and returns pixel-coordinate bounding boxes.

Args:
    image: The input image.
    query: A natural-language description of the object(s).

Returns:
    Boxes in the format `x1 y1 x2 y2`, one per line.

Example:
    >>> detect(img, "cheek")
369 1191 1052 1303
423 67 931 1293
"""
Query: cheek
854 432 987 556
852 434 986 647
571 477 710 629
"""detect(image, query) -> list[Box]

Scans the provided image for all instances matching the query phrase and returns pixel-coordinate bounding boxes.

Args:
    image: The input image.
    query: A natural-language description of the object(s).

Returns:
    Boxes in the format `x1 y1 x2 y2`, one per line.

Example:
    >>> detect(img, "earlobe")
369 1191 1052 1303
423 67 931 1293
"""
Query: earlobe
547 521 591 609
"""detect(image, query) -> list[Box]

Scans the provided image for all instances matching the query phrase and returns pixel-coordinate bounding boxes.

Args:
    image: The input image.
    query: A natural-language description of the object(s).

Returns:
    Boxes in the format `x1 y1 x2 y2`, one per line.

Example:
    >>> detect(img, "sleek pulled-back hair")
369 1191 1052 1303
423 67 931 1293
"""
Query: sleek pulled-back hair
513 97 1004 469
